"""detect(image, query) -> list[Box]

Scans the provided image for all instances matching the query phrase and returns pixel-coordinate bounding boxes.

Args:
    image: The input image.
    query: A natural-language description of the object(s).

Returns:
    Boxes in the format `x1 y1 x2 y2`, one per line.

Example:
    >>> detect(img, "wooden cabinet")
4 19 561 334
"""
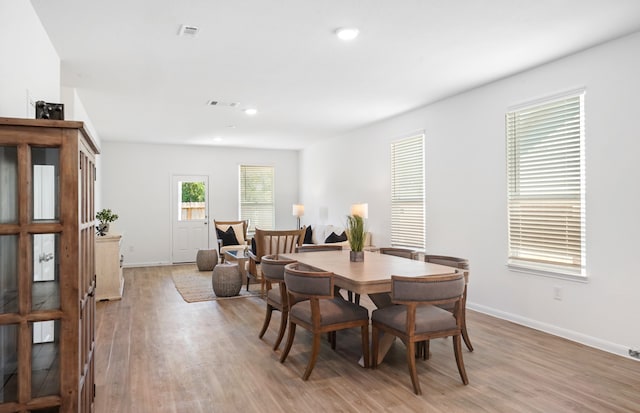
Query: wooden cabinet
96 234 124 300
0 117 99 412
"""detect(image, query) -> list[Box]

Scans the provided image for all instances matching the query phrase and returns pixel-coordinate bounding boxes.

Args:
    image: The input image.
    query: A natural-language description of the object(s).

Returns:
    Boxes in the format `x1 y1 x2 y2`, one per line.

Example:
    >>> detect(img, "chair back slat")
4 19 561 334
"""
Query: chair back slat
392 273 465 304
284 263 333 299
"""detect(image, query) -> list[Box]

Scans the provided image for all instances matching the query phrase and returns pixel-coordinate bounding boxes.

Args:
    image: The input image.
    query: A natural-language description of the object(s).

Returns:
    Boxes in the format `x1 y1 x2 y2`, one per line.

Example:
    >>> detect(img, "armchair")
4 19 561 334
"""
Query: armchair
214 220 249 260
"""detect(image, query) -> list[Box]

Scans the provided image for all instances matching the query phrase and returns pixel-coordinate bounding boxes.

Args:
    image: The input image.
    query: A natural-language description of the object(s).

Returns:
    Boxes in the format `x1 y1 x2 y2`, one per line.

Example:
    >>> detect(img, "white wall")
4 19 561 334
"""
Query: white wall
0 1 60 116
300 31 640 359
101 142 299 267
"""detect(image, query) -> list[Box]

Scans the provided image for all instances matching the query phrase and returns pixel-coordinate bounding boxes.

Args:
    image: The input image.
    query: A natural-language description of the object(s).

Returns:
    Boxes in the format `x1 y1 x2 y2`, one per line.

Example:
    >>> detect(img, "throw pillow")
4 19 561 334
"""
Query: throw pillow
303 226 313 244
325 231 347 243
216 226 239 246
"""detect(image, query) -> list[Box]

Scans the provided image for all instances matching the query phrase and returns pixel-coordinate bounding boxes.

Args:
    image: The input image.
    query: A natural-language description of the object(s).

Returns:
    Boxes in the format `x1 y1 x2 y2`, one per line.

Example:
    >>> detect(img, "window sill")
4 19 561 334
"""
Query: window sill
507 262 588 283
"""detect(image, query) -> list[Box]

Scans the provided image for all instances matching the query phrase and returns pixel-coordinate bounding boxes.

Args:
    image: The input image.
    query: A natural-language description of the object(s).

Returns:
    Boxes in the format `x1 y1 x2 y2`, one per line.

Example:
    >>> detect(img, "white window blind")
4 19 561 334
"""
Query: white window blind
506 92 586 277
391 134 425 249
240 165 274 231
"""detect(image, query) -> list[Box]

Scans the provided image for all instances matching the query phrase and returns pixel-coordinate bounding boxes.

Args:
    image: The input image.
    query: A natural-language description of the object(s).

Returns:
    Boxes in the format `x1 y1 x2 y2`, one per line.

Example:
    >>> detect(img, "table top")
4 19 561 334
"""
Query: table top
279 250 458 295
224 249 251 260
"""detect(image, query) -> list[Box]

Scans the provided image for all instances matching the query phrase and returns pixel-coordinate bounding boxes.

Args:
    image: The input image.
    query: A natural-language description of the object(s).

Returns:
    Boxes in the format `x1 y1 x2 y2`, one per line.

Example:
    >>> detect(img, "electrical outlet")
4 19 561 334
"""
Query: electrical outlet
553 286 562 301
128 246 134 253
629 349 640 359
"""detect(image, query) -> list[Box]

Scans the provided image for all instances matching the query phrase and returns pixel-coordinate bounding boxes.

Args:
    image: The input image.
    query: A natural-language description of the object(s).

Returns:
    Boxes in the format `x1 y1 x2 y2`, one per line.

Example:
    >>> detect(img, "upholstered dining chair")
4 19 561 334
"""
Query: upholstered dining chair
365 247 418 308
371 272 469 395
258 254 298 350
379 247 417 260
248 228 305 294
213 220 249 260
422 255 473 352
280 262 370 380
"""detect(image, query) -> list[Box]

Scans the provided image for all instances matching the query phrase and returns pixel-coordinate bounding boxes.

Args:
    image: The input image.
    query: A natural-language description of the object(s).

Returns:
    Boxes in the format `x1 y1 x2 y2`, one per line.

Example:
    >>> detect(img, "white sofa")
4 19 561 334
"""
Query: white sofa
303 224 372 248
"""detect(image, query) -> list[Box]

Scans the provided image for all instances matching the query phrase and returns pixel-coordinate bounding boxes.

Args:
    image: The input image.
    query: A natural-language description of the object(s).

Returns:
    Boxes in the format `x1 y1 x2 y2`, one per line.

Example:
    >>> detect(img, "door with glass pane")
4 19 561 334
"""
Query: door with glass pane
172 175 210 263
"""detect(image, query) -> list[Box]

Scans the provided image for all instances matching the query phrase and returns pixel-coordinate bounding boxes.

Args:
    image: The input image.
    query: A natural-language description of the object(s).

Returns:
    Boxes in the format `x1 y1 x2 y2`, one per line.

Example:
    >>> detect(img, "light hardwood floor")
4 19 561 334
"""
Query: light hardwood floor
95 265 640 412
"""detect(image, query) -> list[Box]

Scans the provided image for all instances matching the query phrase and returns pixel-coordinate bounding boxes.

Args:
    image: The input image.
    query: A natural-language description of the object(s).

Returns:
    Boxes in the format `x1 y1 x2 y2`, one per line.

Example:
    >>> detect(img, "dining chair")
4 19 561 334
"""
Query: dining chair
258 254 298 350
280 262 370 380
248 227 305 294
367 247 418 308
371 272 469 395
379 247 416 259
422 255 473 352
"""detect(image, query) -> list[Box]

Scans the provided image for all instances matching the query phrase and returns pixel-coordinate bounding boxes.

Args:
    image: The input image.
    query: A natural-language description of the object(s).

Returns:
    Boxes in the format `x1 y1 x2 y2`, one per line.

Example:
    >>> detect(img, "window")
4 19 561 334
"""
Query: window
506 91 586 277
391 134 425 249
240 165 274 231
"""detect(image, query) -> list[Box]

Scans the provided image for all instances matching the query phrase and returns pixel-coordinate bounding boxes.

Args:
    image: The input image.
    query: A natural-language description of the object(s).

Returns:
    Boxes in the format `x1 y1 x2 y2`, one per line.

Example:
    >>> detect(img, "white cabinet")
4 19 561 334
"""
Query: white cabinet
96 234 124 300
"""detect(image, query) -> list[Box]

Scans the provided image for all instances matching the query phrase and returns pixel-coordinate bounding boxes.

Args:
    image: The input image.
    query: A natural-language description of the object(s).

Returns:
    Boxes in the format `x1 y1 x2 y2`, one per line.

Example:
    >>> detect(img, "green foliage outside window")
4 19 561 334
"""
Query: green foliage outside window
182 182 205 202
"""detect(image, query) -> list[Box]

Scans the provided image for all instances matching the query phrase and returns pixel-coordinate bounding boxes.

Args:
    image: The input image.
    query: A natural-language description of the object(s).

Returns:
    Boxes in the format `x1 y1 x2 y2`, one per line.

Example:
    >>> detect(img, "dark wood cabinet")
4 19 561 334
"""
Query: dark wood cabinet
0 117 99 412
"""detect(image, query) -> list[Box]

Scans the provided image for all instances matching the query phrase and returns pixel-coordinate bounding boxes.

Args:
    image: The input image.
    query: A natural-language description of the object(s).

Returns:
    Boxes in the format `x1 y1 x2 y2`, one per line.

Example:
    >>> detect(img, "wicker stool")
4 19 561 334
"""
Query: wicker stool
196 249 218 271
211 263 242 297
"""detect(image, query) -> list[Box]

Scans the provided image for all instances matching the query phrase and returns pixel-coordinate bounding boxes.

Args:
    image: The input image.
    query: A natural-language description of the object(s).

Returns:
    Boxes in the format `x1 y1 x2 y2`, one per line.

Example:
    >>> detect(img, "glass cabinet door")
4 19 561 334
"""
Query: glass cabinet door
31 147 60 222
0 146 18 224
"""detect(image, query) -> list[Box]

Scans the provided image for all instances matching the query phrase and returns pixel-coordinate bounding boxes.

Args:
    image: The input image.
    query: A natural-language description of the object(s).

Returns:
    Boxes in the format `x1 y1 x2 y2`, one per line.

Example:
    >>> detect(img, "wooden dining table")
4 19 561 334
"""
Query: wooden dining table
279 249 459 295
279 249 461 365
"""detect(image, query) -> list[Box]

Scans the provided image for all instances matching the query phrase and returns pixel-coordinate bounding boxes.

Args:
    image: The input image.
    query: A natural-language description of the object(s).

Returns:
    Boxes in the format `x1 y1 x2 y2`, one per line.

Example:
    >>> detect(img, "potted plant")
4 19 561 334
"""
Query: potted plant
96 208 119 236
346 214 365 262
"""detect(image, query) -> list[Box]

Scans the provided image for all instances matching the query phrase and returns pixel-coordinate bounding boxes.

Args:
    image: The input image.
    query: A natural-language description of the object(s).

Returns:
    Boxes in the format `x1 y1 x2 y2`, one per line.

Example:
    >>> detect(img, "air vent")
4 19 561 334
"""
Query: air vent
178 24 199 37
207 100 240 107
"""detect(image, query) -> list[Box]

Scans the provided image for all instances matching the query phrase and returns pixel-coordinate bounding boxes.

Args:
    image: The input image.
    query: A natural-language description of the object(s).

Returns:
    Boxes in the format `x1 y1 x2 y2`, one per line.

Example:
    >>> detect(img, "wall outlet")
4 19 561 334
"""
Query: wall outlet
553 286 562 301
629 349 640 359
128 246 134 253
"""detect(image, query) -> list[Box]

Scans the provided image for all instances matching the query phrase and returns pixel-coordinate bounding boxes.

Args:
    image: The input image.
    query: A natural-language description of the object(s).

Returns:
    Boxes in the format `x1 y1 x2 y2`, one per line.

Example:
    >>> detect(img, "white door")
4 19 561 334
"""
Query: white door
171 175 209 263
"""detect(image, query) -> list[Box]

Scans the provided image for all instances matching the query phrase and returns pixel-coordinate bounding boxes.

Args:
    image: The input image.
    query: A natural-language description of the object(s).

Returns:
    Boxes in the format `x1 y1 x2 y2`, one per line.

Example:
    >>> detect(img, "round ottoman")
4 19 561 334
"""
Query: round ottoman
211 263 242 297
196 249 218 271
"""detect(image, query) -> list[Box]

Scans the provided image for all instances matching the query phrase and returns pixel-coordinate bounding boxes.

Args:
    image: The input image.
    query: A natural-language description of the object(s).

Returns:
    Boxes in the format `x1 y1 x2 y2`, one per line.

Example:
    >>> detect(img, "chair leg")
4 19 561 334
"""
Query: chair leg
406 341 422 395
329 331 337 350
371 325 379 369
280 322 297 363
461 315 474 352
453 335 469 385
361 324 370 368
424 340 430 360
302 333 322 380
273 309 287 351
258 304 273 338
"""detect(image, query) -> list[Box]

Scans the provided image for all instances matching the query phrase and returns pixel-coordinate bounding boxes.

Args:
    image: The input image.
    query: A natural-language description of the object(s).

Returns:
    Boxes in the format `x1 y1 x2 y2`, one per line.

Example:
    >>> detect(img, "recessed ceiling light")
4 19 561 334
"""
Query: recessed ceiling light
335 27 359 41
213 137 223 142
244 108 257 116
178 24 199 37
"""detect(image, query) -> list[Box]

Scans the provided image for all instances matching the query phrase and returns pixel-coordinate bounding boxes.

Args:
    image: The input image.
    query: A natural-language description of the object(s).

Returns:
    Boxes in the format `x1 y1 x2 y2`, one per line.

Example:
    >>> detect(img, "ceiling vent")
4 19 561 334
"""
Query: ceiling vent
207 100 240 108
178 24 199 37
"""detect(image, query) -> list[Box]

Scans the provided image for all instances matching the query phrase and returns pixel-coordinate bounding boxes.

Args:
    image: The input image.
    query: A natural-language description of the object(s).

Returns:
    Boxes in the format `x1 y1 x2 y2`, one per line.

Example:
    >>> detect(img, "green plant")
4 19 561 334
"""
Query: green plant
346 215 365 252
96 208 119 224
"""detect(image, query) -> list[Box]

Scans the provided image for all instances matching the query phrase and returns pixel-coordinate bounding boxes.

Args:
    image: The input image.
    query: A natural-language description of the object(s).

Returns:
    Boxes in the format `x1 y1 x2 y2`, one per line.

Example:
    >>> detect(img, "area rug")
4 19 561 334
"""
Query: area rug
171 270 261 303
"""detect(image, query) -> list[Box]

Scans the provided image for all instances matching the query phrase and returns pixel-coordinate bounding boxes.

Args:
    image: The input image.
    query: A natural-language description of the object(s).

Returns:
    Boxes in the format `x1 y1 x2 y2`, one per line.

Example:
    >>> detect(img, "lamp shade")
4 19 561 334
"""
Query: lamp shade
292 204 304 217
350 203 368 219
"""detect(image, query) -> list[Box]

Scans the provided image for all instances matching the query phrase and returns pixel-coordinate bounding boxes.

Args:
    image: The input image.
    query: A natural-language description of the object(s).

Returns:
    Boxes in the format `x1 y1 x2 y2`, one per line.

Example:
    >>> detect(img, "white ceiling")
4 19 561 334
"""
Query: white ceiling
31 0 640 150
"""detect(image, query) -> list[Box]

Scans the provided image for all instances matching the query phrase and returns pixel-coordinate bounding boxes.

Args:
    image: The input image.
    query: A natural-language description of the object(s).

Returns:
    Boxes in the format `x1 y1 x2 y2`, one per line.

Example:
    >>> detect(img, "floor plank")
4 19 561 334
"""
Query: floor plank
94 265 640 412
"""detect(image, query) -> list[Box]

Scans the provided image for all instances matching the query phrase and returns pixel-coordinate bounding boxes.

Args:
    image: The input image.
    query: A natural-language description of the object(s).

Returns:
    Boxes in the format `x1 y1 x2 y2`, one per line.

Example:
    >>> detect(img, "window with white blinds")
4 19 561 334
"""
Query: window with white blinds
506 91 586 277
240 165 274 231
391 134 425 249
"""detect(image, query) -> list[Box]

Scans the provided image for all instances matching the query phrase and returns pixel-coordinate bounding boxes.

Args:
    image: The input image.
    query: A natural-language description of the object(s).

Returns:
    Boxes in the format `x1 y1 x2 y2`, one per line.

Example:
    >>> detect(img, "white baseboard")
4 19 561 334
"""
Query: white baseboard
467 301 639 362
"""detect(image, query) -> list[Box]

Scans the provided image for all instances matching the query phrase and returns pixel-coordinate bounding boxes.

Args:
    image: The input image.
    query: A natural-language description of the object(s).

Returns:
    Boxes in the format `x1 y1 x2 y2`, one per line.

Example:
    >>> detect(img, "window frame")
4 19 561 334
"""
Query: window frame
506 90 587 280
390 133 426 250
